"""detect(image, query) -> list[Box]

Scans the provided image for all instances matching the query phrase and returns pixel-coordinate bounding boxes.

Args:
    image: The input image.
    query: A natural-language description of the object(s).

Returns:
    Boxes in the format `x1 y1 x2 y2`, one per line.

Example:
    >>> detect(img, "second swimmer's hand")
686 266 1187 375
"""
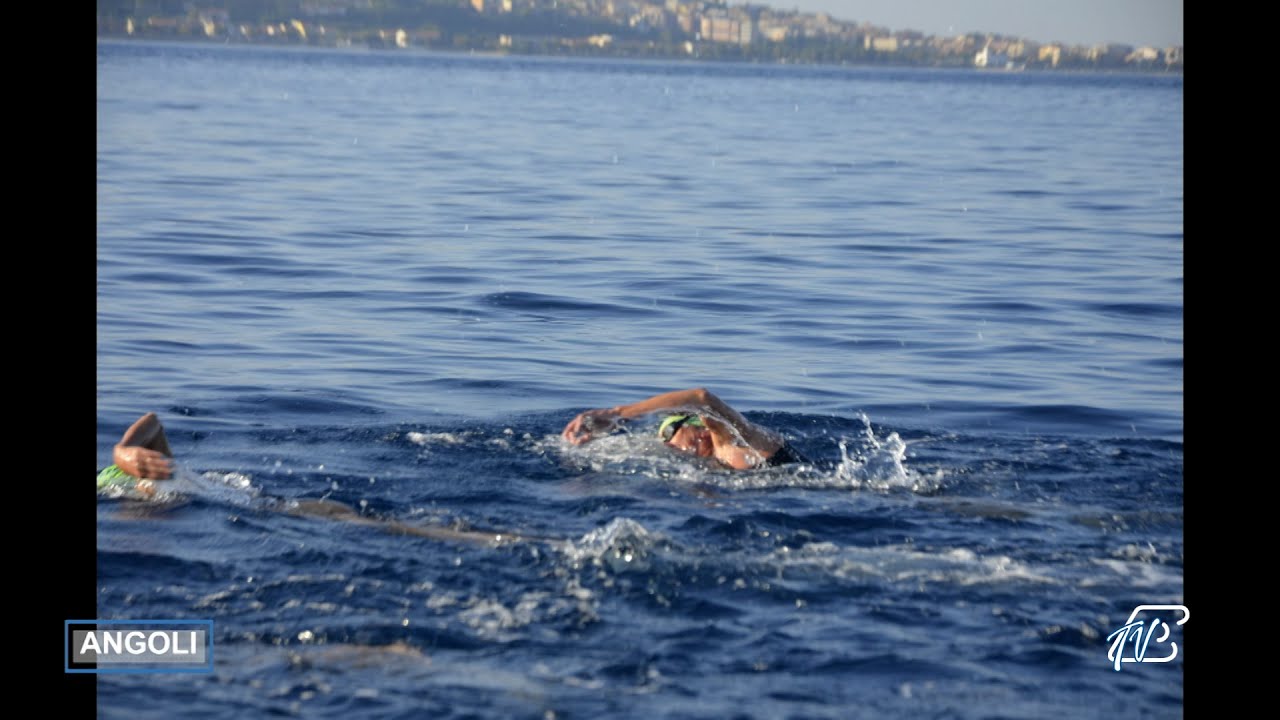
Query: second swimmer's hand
113 444 174 480
561 409 621 445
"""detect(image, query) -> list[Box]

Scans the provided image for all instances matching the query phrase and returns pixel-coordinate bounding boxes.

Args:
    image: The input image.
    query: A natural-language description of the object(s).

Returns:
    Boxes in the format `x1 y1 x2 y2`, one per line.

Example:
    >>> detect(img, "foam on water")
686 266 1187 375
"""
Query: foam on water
765 541 1056 587
558 517 665 572
407 431 473 446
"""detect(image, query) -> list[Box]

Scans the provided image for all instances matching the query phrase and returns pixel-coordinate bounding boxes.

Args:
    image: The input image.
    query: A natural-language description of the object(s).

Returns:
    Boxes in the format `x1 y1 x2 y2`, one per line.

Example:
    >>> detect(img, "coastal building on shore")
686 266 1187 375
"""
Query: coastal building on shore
94 0 1181 72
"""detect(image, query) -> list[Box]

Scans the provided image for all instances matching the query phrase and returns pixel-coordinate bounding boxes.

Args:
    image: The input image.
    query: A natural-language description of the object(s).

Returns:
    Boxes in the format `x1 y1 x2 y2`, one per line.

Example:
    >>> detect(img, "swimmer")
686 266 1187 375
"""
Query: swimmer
561 388 808 469
97 412 174 497
98 412 523 546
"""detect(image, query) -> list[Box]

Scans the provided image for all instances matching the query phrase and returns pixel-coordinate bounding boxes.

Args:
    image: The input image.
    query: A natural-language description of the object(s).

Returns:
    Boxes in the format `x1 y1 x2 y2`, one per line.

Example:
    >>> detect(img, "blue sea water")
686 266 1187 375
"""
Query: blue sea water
96 40 1183 718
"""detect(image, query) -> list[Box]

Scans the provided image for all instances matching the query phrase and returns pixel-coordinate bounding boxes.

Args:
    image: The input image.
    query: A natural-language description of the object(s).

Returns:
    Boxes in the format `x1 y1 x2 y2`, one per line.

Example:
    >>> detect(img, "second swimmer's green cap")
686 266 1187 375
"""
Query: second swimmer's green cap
96 464 139 490
658 414 704 441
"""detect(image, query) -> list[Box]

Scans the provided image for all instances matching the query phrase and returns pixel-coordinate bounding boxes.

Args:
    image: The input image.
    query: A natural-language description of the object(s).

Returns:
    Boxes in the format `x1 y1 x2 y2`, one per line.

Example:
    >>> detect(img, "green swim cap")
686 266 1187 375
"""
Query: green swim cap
96 464 139 490
658 414 704 441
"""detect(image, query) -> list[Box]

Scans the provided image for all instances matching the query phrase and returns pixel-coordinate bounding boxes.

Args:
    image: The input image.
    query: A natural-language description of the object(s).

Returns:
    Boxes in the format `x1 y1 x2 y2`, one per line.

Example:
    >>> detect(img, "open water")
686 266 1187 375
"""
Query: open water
96 40 1183 718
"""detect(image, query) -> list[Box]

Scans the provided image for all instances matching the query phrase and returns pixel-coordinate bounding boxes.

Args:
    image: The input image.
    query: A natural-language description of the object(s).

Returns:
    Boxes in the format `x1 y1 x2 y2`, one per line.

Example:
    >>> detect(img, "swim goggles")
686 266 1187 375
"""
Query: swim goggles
658 414 704 442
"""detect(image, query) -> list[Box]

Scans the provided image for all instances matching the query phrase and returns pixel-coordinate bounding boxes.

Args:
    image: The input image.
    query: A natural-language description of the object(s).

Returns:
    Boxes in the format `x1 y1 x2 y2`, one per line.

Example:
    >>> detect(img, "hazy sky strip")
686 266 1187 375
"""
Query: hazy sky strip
761 0 1184 48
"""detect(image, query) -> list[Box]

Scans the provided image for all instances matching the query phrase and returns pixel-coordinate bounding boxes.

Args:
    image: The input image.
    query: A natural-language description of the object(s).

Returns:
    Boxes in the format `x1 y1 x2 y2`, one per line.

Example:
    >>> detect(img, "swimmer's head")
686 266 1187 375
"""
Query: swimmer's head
658 414 704 442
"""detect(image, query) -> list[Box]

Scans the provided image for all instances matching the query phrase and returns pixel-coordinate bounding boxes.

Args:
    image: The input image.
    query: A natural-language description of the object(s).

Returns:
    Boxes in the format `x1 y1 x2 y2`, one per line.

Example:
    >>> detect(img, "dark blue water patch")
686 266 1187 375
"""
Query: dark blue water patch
223 213 282 223
1088 329 1181 344
736 251 816 269
457 185 517 197
915 375 1029 392
830 240 948 255
287 288 387 300
97 548 229 584
561 494 647 518
219 136 320 150
123 338 209 353
320 227 418 240
866 401 1161 439
162 175 234 187
1026 222 1094 234
137 228 260 244
239 265 353 280
739 228 878 241
689 510 920 546
467 209 561 223
985 651 1097 685
1065 200 1136 212
695 326 757 340
229 393 388 417
982 343 1062 356
654 592 748 621
954 300 1051 314
416 376 551 395
479 291 656 317
522 186 591 204
1084 301 1182 320
133 248 266 267
960 164 1017 176
825 337 919 351
108 269 213 286
410 269 484 285
809 652 966 679
1066 508 1184 535
769 333 840 351
191 306 285 323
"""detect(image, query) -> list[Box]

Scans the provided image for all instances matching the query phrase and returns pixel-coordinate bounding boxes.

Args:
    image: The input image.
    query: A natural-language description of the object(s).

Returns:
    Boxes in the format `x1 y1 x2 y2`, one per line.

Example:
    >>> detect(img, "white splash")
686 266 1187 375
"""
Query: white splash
559 517 662 574
833 416 942 493
406 431 471 446
180 470 261 507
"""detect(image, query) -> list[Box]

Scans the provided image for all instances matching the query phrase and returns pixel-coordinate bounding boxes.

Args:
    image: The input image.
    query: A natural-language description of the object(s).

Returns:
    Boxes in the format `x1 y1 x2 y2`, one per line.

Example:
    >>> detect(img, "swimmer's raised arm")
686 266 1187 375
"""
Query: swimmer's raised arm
112 412 174 480
561 388 776 450
563 388 706 444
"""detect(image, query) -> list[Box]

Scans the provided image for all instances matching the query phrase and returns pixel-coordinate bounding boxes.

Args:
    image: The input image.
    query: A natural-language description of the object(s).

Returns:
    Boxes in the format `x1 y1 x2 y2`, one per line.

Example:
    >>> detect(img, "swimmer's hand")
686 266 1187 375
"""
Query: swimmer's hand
112 444 173 480
562 408 623 445
113 412 174 480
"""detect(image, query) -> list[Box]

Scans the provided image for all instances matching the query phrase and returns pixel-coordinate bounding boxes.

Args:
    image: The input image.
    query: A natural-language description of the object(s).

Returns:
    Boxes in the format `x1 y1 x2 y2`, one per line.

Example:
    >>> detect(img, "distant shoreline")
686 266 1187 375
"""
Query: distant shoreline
95 35 1184 78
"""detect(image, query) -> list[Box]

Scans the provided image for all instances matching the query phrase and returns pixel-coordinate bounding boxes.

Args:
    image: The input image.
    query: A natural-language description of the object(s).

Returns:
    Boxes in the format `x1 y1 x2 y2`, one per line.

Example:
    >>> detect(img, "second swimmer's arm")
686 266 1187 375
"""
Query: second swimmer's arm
112 412 174 479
